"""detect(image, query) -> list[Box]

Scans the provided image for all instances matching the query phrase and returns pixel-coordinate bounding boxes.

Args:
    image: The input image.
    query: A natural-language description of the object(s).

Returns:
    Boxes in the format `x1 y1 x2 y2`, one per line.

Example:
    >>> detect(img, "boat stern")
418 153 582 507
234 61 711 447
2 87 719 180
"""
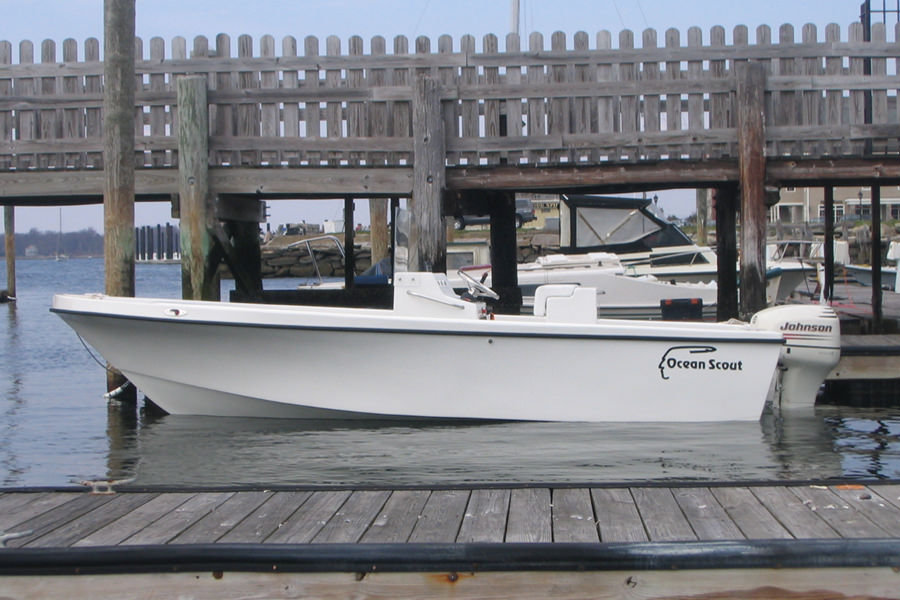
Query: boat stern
750 304 841 410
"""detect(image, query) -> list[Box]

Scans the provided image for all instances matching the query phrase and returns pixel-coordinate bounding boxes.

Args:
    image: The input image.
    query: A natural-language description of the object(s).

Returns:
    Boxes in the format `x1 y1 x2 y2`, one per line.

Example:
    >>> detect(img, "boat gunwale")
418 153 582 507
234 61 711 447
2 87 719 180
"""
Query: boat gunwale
50 305 787 345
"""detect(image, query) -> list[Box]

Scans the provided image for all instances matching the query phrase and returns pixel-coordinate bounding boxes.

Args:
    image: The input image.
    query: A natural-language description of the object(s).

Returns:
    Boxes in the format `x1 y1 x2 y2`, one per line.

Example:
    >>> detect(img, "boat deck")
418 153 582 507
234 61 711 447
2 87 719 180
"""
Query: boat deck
1 482 900 598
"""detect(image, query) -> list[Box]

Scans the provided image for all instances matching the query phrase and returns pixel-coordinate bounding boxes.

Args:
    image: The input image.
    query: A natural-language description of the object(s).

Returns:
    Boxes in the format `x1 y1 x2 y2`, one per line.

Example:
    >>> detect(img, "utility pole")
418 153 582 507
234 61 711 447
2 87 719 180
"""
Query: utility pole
510 0 520 35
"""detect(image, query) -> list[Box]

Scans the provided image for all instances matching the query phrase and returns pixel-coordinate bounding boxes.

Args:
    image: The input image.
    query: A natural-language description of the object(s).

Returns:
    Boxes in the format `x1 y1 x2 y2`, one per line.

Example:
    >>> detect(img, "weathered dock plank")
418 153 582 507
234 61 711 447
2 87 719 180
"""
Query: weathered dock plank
672 487 744 540
6 494 117 548
830 484 900 537
457 489 510 543
874 484 900 510
406 490 468 543
631 487 696 541
505 487 551 543
591 487 648 542
787 485 888 538
751 486 841 539
311 490 390 544
0 492 81 533
73 492 195 547
710 486 793 539
170 490 273 544
119 491 234 545
216 490 312 543
25 492 157 548
551 488 598 543
359 489 430 544
265 490 351 544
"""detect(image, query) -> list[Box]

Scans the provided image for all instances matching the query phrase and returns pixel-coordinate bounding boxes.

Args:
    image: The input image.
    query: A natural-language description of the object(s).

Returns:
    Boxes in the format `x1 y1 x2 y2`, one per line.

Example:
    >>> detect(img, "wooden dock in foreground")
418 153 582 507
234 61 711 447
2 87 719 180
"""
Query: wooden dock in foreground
1 482 900 598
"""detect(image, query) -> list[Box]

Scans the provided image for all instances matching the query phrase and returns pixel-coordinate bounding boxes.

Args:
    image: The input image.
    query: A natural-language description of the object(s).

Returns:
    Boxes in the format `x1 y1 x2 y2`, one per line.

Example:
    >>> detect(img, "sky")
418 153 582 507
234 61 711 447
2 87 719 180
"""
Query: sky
2 0 876 232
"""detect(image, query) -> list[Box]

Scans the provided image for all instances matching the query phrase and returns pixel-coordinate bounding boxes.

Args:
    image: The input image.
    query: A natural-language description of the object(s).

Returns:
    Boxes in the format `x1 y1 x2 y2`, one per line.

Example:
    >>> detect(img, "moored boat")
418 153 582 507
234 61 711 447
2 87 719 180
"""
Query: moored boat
52 272 840 422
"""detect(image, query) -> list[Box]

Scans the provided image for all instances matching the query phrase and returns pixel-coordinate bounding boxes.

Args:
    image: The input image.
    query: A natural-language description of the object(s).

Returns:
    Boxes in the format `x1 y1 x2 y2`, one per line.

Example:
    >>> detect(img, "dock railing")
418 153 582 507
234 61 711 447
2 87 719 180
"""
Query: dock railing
2 22 900 173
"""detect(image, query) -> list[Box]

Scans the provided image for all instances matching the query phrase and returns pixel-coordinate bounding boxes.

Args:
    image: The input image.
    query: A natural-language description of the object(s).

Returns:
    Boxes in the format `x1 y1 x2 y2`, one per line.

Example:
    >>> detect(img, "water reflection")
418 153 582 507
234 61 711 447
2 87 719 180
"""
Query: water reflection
827 411 900 479
0 304 25 486
99 402 900 488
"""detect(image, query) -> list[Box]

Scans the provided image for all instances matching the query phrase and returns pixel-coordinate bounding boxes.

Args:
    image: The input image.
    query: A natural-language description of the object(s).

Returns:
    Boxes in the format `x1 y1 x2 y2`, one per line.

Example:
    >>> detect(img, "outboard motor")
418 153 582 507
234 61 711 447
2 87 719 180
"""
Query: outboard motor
750 304 841 410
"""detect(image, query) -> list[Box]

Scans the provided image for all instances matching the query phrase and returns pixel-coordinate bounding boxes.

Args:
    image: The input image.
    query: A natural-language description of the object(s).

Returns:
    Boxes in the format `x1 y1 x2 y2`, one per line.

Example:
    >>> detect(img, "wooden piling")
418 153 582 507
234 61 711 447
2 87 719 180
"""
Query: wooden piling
369 199 389 266
102 0 136 399
410 75 446 273
343 197 355 289
871 185 883 332
3 205 14 299
824 185 835 301
715 186 739 321
102 0 136 300
695 189 708 247
489 191 522 314
177 75 218 300
736 62 768 318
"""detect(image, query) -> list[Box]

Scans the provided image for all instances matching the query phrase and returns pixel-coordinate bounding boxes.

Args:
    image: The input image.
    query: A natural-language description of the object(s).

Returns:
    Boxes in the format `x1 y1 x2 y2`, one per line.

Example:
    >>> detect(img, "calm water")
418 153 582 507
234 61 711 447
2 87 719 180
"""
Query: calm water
1 257 899 488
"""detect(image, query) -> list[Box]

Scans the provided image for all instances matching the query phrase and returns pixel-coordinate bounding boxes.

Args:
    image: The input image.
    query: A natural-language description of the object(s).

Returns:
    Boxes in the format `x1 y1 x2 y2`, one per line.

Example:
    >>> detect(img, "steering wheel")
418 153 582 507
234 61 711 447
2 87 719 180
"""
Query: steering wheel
457 269 500 300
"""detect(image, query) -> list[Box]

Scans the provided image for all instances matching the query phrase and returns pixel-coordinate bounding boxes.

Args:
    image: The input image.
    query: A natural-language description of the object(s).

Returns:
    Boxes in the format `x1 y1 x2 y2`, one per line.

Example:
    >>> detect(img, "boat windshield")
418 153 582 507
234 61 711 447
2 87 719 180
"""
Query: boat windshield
560 195 693 253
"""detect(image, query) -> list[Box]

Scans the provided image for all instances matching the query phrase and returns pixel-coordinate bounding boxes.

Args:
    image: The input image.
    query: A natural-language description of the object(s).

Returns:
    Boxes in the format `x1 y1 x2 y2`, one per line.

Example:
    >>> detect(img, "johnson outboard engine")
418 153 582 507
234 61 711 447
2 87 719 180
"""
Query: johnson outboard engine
750 304 841 410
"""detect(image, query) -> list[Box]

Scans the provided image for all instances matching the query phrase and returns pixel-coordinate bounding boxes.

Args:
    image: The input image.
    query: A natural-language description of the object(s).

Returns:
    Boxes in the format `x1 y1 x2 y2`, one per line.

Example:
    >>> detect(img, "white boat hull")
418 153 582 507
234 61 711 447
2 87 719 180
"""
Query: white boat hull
54 290 787 422
844 264 899 291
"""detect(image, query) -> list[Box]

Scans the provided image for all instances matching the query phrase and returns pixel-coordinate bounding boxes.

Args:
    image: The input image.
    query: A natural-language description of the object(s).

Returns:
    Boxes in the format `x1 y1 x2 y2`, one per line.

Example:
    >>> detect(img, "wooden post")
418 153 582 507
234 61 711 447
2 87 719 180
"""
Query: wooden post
489 191 522 314
103 0 136 399
4 206 14 299
344 197 355 289
410 75 446 273
695 188 708 246
736 62 768 318
824 185 835 302
103 0 136 300
177 75 218 300
871 185 883 332
715 186 739 321
369 198 389 266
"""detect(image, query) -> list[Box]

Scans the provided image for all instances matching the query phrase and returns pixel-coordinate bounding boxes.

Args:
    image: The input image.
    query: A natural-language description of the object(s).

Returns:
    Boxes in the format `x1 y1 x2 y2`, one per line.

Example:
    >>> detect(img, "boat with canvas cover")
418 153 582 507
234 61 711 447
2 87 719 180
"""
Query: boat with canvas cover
560 194 812 302
52 271 840 422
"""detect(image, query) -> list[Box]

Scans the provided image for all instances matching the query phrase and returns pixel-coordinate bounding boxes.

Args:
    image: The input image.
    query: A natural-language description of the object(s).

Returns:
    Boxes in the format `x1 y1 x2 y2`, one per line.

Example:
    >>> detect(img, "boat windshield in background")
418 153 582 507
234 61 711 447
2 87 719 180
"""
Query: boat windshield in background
560 195 694 255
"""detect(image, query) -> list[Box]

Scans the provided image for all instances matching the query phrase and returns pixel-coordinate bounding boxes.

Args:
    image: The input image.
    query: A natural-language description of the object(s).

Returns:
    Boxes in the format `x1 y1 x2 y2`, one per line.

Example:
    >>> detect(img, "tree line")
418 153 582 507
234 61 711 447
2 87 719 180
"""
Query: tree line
0 228 104 258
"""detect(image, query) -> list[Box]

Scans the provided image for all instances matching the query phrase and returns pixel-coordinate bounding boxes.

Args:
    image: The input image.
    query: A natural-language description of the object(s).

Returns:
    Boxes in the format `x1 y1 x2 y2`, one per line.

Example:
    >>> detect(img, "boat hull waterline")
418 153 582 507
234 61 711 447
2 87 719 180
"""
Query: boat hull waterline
52 289 795 422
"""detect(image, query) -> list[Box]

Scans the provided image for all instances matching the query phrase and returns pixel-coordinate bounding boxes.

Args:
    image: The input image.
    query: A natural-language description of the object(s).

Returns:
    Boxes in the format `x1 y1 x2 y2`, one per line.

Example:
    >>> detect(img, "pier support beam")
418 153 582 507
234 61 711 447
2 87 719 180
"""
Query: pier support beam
103 0 136 399
871 185 883 332
695 189 708 247
103 0 136 300
369 198 389 266
824 185 835 302
489 191 522 314
4 206 14 299
715 186 739 321
736 62 768 318
177 75 219 300
344 197 355 289
410 75 446 272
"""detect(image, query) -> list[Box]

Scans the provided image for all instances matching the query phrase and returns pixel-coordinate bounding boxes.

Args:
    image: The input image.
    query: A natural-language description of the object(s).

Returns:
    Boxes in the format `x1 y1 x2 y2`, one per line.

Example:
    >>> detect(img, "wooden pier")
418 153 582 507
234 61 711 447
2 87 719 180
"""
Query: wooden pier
4 17 900 319
1 482 899 597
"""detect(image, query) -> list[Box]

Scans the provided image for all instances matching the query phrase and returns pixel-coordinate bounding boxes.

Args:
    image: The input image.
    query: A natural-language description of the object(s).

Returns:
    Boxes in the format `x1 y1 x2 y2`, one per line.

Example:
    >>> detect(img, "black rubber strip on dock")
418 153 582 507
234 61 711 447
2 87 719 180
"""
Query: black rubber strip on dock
1 539 900 576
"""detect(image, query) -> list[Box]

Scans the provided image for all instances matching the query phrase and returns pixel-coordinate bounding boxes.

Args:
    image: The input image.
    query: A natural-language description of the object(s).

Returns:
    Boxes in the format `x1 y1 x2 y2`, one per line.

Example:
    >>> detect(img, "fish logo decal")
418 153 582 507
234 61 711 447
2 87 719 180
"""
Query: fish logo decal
658 345 717 380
